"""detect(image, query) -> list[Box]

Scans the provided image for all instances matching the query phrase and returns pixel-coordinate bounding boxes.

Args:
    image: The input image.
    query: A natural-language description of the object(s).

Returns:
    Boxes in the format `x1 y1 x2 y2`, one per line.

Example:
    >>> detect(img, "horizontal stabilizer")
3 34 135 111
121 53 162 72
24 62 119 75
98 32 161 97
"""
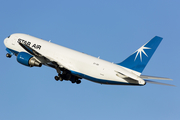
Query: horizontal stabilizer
145 80 175 86
140 75 172 80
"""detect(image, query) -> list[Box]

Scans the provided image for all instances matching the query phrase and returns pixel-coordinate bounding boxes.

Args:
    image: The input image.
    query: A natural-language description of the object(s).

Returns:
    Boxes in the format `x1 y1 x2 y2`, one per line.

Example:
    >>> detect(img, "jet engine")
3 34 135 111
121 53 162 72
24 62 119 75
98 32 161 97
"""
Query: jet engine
17 52 42 67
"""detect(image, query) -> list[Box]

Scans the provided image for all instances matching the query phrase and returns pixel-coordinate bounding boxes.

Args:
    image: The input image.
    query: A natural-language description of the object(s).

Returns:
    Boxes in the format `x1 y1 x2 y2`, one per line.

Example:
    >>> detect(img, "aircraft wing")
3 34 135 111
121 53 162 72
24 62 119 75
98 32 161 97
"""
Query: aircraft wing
19 42 61 68
140 75 172 80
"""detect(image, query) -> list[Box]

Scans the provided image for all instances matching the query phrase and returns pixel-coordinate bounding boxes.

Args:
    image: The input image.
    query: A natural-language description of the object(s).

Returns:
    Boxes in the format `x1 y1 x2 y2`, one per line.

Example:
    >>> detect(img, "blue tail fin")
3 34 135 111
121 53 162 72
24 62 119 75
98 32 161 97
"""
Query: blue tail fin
118 36 163 73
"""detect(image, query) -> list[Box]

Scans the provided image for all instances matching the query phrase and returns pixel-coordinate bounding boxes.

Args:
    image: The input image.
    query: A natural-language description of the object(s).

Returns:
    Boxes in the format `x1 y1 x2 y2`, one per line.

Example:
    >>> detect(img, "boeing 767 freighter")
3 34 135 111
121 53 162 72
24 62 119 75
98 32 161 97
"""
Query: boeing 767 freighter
4 33 173 86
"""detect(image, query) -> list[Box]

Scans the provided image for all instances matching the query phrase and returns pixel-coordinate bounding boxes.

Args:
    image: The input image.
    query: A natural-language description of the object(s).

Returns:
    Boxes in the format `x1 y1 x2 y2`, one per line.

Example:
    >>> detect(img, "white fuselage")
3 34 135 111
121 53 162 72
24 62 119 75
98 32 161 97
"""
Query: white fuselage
4 33 146 85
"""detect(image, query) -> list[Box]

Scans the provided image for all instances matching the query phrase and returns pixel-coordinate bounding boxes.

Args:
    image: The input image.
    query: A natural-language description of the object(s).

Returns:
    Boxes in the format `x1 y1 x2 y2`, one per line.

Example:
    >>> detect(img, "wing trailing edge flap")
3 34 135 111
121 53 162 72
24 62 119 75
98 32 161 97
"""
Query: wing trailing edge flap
19 42 63 68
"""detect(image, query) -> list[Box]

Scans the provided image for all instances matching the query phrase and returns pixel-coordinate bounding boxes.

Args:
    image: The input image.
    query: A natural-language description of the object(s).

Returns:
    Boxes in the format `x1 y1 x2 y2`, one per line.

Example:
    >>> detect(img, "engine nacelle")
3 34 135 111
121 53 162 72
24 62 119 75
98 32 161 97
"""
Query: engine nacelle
17 52 42 67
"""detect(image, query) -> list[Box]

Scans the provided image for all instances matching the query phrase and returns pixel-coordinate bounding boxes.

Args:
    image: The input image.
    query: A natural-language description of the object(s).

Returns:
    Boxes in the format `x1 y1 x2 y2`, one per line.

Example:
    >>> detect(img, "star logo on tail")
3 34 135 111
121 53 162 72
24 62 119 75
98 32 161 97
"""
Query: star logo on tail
134 45 151 62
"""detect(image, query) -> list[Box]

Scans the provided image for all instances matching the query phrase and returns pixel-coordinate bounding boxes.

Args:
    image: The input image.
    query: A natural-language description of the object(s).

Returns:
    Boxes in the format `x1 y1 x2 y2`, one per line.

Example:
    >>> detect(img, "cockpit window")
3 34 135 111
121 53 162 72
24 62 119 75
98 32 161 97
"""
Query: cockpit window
8 35 11 38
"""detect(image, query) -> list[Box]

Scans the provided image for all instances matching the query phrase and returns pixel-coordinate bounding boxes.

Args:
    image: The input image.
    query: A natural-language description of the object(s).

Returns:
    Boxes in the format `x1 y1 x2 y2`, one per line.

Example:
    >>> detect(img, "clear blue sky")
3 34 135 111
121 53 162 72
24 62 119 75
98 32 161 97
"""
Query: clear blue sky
0 0 180 120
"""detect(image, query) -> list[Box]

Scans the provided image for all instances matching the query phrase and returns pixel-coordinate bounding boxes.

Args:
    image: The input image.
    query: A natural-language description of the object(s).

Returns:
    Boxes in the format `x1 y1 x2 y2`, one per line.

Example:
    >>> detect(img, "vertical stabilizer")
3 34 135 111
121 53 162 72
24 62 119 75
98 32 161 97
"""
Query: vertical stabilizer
118 36 162 74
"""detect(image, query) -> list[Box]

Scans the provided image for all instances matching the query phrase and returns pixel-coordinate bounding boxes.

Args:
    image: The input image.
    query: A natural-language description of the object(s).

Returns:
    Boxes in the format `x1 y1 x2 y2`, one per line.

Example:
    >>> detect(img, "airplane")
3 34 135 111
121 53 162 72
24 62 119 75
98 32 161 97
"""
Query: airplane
4 33 173 86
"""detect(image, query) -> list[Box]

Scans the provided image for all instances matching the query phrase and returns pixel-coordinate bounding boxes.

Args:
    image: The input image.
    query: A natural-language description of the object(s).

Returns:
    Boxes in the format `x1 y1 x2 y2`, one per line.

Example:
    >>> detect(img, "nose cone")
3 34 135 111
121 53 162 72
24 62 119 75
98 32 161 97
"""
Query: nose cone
4 38 8 47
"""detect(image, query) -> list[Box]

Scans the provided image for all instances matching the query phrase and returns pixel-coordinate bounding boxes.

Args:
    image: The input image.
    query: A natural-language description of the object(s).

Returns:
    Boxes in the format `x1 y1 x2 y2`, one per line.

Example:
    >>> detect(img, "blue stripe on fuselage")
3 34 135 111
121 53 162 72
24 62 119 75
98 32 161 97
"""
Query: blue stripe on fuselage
70 70 141 86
